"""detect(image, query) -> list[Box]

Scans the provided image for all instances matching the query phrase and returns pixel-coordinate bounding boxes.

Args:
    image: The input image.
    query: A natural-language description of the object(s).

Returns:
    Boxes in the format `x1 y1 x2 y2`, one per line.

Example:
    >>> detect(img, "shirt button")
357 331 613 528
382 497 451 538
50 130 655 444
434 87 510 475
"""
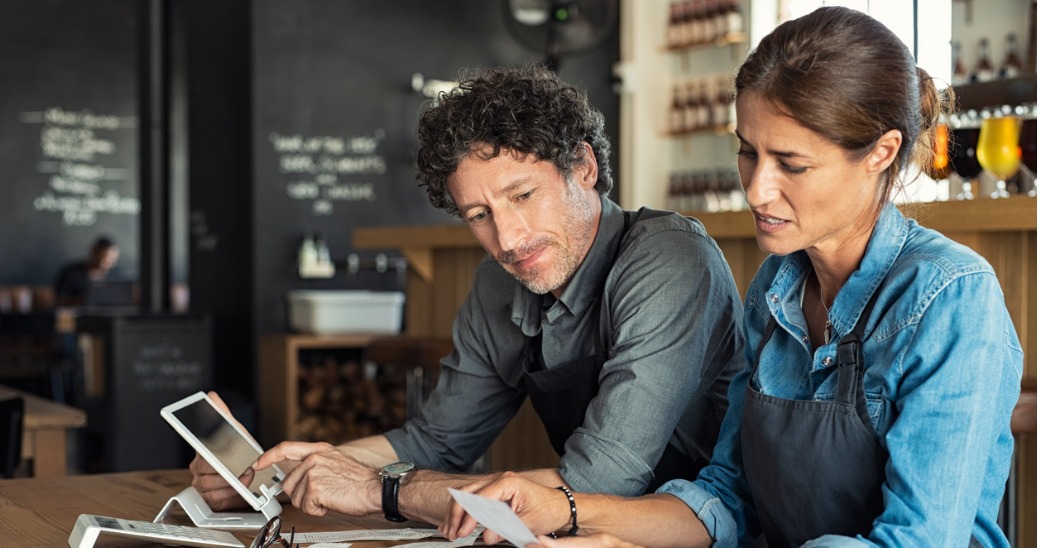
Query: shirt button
801 335 810 343
822 356 834 366
769 294 780 303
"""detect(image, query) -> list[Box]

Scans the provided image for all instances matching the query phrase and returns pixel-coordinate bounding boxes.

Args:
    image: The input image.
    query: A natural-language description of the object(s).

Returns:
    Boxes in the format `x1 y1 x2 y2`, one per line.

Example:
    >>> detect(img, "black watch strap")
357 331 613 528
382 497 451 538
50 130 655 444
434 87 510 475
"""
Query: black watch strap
381 474 406 522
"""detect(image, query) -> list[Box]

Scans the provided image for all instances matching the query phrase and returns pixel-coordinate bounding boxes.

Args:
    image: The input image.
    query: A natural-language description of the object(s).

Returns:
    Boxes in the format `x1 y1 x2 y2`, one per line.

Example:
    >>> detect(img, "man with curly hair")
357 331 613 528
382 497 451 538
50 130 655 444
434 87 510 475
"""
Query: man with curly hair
191 65 744 528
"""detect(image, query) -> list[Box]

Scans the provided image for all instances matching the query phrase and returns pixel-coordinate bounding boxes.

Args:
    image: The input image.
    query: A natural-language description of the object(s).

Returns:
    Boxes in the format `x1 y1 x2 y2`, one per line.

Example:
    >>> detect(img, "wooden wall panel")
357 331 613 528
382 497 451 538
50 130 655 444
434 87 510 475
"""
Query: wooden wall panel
714 238 768 298
945 231 1036 382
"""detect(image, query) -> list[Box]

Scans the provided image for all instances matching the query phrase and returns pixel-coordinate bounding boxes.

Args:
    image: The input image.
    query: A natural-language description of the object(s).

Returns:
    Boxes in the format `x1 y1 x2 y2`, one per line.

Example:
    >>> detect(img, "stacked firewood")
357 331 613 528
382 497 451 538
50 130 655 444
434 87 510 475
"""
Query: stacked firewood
295 355 408 444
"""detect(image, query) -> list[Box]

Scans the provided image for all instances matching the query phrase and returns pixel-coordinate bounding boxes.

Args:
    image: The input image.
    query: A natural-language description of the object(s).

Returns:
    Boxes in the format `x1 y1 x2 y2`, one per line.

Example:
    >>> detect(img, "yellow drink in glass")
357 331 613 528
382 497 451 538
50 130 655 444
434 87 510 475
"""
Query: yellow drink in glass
976 116 1022 181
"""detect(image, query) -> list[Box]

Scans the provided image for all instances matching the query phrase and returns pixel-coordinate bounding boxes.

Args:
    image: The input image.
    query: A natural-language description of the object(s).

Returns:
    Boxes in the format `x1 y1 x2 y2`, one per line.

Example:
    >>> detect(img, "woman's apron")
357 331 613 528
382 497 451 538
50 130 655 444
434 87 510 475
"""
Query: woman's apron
520 209 704 494
741 288 981 546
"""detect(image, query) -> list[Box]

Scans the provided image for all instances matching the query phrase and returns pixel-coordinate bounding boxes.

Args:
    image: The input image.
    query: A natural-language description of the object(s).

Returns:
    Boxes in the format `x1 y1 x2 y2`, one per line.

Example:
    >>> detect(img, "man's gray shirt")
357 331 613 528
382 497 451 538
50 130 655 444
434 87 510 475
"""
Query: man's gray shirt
384 196 745 496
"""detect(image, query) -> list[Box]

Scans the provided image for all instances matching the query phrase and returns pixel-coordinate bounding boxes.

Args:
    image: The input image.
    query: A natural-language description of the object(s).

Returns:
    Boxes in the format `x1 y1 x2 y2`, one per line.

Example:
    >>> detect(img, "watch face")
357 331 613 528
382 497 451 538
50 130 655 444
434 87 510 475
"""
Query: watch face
382 461 415 476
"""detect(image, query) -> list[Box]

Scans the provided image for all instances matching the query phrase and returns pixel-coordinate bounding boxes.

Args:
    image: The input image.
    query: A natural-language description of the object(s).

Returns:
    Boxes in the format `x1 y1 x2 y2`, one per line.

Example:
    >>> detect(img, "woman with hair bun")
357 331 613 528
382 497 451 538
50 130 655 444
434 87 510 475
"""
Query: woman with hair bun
444 7 1021 547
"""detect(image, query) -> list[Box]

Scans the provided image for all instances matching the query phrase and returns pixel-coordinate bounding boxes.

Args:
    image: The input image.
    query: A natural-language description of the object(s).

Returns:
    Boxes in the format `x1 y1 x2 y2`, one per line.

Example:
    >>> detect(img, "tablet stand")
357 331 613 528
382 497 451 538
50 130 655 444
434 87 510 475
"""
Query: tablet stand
154 486 282 530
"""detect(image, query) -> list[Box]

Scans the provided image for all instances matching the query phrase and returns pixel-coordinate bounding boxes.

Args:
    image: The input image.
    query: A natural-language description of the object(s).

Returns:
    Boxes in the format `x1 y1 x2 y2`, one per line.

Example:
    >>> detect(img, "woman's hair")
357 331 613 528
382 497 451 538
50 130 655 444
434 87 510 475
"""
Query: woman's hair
735 6 952 205
415 64 613 218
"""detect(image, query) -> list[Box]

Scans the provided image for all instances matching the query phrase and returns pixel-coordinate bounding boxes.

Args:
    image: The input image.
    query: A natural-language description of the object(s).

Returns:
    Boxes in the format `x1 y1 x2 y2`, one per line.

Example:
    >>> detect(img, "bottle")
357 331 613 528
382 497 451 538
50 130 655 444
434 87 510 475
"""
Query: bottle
695 79 711 129
298 235 318 276
703 170 721 212
686 172 704 212
667 0 683 49
716 0 732 40
681 0 697 47
669 84 686 134
666 173 682 211
697 0 711 45
686 0 703 45
682 172 699 212
972 38 995 83
951 41 969 86
684 81 700 132
707 0 724 44
713 75 732 130
727 170 746 210
726 0 743 36
999 33 1022 79
315 234 331 266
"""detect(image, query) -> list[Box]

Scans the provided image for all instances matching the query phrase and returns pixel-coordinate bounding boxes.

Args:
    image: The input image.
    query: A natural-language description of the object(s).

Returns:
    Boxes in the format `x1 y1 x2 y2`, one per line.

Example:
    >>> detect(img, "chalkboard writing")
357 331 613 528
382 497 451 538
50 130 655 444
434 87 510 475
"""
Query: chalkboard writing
189 210 219 252
0 0 140 284
24 107 140 227
131 341 207 393
270 130 387 216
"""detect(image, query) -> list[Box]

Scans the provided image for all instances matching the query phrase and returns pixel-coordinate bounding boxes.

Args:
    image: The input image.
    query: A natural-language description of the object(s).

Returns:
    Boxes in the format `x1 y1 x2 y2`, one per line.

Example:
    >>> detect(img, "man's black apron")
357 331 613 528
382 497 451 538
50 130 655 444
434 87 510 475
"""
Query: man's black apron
520 208 705 494
741 286 982 546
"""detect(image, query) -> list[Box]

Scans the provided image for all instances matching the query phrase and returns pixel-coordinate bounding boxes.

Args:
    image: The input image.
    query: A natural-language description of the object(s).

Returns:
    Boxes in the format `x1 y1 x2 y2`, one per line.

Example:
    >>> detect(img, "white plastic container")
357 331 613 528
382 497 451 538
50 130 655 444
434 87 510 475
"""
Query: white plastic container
287 290 405 334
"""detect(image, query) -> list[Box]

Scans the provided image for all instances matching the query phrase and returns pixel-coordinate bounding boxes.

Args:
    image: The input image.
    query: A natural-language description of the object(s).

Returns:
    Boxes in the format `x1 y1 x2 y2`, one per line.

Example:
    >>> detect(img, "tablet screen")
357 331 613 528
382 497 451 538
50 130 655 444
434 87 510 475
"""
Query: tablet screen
169 396 282 502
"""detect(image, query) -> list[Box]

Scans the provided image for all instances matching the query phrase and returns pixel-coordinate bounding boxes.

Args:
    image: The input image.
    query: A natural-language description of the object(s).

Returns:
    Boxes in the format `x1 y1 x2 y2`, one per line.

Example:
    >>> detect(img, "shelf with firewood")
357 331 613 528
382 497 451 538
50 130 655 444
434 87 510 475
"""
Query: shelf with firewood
258 333 403 447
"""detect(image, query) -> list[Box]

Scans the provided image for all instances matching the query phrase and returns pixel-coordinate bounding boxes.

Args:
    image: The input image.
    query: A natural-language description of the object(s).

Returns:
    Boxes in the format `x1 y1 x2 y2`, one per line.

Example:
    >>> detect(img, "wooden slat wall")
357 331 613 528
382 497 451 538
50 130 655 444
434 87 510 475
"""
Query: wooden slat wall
714 238 769 297
944 231 1037 381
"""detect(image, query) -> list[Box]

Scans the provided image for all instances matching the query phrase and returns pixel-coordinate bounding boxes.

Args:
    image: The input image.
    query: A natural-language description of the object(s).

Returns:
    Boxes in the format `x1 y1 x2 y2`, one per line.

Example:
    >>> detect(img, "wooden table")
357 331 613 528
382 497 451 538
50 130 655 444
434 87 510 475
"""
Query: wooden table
0 468 437 547
0 384 86 477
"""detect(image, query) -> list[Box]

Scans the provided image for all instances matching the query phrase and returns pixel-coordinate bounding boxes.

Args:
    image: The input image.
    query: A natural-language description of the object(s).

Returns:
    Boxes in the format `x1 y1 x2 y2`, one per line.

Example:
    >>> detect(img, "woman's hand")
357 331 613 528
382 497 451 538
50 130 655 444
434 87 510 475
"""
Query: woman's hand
530 533 646 548
441 472 571 544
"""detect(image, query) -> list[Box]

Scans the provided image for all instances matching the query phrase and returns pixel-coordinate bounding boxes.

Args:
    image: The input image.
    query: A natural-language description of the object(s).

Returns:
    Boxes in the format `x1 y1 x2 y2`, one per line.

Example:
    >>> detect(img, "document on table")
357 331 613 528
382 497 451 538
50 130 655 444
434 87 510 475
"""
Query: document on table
448 488 539 548
286 526 482 547
286 528 439 543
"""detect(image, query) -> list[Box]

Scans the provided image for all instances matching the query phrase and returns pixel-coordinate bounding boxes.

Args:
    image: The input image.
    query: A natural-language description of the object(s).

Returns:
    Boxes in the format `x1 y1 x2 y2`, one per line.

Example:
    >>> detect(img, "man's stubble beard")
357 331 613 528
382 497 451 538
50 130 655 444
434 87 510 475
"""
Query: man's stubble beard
504 184 596 295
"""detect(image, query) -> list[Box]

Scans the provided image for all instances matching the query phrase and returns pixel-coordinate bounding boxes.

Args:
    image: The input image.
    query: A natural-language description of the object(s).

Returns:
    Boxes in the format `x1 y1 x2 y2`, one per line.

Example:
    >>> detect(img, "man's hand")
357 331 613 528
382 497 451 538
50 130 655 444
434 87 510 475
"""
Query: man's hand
189 453 254 510
254 441 381 517
442 472 570 545
188 391 254 511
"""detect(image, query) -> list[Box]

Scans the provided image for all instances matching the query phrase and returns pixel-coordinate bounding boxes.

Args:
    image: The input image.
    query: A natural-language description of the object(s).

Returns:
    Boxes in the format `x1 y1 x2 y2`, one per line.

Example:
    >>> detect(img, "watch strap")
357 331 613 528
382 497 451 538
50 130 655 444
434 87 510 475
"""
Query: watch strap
381 474 406 522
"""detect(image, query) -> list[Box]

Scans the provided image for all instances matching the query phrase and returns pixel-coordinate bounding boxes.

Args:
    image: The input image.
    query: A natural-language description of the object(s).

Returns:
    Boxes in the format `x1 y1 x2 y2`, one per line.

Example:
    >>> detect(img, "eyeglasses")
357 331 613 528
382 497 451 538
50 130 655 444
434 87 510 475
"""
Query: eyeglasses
250 515 295 548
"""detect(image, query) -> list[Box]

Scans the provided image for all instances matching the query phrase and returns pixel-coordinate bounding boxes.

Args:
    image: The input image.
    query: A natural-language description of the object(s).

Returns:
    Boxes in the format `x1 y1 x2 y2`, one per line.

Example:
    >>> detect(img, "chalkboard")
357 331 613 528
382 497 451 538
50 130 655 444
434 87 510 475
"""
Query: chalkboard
77 314 212 472
250 0 620 333
0 0 140 284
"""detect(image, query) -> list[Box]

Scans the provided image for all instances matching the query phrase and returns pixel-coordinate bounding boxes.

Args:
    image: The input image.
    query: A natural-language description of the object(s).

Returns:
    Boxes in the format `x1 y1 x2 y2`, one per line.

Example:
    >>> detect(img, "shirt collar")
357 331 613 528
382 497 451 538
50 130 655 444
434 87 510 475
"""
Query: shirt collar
767 203 909 336
512 195 622 335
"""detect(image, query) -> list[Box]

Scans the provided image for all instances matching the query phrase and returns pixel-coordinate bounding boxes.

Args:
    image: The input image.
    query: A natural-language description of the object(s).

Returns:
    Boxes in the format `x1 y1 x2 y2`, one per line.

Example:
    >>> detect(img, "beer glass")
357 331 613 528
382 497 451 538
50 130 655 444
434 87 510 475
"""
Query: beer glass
976 116 1023 198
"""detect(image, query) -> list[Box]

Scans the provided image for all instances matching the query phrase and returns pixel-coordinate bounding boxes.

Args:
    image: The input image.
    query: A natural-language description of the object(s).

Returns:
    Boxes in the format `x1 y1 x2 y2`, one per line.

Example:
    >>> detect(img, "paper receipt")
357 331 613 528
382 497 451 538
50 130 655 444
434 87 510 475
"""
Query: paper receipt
448 488 539 547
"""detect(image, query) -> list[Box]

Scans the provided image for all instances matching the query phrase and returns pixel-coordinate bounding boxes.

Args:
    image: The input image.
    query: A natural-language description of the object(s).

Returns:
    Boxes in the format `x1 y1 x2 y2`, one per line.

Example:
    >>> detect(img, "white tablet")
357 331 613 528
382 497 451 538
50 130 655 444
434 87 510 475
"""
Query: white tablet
161 392 285 513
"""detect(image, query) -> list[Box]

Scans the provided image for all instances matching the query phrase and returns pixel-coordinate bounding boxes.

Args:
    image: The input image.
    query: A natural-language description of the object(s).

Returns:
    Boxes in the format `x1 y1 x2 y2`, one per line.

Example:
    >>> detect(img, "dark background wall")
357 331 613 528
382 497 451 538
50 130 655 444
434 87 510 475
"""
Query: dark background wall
1 0 620 409
0 0 142 285
249 0 621 340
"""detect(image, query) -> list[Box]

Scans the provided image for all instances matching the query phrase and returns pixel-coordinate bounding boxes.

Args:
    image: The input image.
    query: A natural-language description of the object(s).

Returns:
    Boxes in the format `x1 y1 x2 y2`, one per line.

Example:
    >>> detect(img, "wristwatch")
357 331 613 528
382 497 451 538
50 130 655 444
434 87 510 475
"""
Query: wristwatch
379 461 415 522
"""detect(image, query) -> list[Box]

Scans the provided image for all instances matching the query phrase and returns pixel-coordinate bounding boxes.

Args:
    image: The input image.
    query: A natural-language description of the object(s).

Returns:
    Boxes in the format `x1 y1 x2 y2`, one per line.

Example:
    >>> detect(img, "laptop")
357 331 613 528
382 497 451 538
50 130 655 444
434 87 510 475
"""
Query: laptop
84 280 137 308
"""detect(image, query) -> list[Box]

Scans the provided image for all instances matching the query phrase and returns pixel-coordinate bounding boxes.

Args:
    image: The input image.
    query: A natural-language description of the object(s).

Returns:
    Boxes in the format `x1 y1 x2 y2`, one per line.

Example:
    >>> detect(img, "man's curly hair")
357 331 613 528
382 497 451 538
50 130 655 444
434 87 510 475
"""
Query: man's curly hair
415 65 613 218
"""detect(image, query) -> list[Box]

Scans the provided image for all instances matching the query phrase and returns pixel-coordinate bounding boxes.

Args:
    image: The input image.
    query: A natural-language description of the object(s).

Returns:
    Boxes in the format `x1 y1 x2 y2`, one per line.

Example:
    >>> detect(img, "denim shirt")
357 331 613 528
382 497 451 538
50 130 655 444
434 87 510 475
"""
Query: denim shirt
386 197 745 496
659 204 1023 547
